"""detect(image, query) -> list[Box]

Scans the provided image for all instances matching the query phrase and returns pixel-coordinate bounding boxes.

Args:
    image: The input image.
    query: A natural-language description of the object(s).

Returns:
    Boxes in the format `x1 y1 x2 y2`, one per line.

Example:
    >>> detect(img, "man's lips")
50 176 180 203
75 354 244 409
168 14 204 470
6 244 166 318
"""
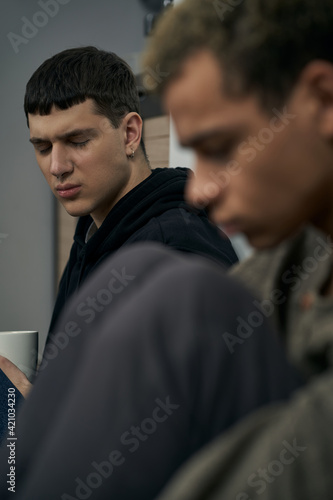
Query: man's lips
56 184 81 198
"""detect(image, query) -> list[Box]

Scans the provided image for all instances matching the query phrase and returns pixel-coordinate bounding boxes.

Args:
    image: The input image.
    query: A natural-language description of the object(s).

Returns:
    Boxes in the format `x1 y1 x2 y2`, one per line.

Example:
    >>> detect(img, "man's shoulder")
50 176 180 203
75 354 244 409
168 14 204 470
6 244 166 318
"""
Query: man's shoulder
156 207 238 265
126 207 238 268
87 241 246 304
230 225 327 296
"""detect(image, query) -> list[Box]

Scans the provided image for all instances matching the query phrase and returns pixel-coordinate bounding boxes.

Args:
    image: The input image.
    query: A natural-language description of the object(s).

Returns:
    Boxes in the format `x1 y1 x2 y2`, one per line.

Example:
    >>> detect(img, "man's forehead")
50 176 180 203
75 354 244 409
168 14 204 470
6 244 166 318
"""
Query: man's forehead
163 50 225 115
28 99 95 121
28 100 110 138
163 50 259 147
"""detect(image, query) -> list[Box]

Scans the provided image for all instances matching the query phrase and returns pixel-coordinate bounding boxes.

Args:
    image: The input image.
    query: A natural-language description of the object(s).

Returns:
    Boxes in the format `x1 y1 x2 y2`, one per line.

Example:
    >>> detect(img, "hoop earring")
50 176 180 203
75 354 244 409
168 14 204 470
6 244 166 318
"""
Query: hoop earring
127 149 135 159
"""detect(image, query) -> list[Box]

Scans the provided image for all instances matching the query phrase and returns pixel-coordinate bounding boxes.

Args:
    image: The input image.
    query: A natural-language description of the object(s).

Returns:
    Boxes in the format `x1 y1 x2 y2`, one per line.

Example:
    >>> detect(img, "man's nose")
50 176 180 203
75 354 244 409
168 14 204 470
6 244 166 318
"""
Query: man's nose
185 160 214 210
50 146 73 178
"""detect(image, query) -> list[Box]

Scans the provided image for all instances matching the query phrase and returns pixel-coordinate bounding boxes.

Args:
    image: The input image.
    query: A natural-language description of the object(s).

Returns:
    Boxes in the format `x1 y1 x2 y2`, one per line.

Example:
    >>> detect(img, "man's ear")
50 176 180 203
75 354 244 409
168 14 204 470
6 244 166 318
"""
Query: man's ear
298 60 333 139
122 112 143 154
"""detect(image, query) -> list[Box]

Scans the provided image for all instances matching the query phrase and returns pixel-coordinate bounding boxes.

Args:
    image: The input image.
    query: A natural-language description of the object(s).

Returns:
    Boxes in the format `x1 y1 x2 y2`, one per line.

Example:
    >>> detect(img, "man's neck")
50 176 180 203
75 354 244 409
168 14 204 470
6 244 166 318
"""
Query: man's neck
92 163 152 228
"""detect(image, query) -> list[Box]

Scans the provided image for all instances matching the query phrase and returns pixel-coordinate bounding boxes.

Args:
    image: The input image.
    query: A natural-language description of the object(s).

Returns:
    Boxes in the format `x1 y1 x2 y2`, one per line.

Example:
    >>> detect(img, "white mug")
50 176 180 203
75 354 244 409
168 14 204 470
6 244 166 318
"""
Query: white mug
0 331 38 383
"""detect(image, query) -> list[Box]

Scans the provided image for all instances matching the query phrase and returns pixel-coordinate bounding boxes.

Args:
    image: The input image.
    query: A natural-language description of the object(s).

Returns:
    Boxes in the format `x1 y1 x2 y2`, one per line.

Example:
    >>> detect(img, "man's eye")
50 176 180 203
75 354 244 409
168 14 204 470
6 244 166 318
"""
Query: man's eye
202 148 230 161
70 140 89 148
209 149 228 158
37 145 51 155
199 136 239 162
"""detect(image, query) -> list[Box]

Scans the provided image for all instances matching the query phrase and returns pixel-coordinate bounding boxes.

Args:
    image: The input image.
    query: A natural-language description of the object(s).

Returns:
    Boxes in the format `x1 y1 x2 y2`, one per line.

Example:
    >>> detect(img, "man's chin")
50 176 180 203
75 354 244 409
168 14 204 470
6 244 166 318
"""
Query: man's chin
56 199 86 217
61 206 90 219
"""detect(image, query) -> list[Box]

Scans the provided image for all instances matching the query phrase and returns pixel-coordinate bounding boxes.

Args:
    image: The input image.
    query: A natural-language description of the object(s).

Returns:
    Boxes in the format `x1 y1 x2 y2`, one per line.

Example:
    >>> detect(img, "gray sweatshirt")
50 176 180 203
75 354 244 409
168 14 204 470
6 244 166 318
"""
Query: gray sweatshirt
157 225 333 500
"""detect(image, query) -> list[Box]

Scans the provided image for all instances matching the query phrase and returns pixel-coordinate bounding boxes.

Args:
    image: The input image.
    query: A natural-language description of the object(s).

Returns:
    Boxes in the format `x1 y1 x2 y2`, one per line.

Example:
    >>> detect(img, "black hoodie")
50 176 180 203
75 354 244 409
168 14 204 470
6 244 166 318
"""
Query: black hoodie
48 167 238 333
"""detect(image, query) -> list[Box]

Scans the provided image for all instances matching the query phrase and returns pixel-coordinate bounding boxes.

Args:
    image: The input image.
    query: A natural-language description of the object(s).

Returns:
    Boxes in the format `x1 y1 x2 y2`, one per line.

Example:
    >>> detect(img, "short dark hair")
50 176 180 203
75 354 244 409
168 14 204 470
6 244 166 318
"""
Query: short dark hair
25 46 147 157
143 0 333 110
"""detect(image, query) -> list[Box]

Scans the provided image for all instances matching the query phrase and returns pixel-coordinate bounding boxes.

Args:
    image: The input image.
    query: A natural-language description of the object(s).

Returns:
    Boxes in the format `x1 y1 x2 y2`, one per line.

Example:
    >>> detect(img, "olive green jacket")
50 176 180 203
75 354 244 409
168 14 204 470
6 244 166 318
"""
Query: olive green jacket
157 226 333 500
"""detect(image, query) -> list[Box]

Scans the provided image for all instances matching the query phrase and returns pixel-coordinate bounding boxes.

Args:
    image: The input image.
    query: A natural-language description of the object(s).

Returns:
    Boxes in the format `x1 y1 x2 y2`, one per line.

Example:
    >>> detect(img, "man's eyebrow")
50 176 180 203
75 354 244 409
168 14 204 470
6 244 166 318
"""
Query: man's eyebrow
29 128 98 144
180 127 231 148
180 125 245 149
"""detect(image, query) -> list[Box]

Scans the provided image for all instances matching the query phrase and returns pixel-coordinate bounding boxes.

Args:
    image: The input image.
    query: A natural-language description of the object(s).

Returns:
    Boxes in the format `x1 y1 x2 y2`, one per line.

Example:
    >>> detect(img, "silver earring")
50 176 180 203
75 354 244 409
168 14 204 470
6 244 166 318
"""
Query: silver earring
128 149 134 159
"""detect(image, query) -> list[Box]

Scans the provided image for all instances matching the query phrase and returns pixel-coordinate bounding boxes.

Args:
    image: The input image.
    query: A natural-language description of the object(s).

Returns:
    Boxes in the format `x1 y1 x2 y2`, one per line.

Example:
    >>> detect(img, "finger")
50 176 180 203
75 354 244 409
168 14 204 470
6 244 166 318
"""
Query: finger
0 356 32 398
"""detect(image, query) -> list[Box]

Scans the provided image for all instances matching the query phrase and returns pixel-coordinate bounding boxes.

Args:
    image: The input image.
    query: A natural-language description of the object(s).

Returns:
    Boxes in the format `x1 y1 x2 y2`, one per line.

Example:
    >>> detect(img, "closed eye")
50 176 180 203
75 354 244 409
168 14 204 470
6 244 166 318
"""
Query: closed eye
35 144 51 155
196 137 239 164
70 139 89 148
198 144 234 163
35 140 89 155
185 128 245 164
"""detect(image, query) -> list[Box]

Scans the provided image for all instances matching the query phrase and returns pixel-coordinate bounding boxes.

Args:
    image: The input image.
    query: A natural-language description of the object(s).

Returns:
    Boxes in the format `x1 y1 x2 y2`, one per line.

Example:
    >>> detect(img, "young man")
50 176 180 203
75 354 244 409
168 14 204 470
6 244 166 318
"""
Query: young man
24 46 238 333
141 0 333 498
0 46 239 399
0 46 242 446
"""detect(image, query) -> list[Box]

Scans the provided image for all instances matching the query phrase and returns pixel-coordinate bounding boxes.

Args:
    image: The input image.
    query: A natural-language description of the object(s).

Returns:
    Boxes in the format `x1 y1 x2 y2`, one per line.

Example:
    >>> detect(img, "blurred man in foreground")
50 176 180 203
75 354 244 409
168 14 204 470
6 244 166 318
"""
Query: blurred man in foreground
142 0 333 498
